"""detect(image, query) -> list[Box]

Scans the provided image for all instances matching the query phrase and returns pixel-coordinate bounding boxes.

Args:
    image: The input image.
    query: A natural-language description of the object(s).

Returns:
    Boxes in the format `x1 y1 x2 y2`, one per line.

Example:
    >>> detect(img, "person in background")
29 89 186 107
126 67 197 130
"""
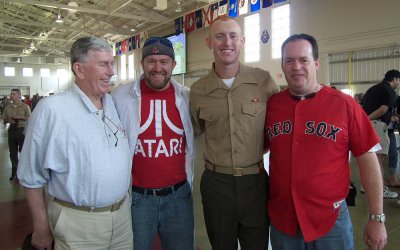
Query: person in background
24 95 32 108
190 16 279 250
354 92 364 104
363 69 400 198
265 33 387 250
113 36 195 250
17 37 133 250
386 94 400 188
31 93 40 111
2 89 31 181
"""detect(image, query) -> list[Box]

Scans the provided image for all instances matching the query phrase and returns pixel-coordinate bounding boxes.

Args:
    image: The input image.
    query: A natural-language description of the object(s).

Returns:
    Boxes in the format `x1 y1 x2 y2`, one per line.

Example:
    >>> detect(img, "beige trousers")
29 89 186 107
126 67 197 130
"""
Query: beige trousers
47 194 133 250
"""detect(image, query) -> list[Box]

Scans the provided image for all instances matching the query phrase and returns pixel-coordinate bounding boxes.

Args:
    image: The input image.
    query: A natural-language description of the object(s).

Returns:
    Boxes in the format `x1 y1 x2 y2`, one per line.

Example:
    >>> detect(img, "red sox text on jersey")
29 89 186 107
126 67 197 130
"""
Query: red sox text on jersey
266 120 343 142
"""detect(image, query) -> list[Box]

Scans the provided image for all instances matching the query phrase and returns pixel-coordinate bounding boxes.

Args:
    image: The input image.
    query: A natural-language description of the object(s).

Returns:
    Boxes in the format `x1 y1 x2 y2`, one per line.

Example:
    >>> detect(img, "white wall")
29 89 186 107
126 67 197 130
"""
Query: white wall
0 60 72 96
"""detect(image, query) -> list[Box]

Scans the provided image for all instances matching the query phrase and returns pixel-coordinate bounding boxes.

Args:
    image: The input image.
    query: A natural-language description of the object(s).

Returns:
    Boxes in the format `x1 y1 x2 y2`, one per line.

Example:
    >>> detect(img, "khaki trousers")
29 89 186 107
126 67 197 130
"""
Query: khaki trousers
47 194 133 250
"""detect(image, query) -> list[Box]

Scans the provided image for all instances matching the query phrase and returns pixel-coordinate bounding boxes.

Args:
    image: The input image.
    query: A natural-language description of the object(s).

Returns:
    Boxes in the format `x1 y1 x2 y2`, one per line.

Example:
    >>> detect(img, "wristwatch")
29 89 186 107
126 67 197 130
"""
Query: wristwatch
369 213 385 223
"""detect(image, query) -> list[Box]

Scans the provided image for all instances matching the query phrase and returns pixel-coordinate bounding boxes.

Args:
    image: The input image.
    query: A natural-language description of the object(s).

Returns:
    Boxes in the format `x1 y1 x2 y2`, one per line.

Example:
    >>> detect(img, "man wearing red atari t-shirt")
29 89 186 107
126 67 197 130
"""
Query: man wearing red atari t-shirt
112 37 194 250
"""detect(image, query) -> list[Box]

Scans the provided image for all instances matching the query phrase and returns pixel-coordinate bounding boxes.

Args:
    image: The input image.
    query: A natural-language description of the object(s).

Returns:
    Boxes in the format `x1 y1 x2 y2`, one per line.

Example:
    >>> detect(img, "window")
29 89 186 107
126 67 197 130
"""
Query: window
40 68 50 77
128 54 135 79
244 13 260 63
272 4 290 59
5 67 15 76
57 69 67 78
23 67 33 77
120 54 127 81
341 88 353 96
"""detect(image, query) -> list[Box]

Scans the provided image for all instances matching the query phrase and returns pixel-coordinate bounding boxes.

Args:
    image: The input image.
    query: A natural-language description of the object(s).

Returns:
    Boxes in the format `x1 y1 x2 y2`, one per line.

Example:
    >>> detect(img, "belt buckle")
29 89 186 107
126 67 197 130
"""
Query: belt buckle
232 167 243 176
111 199 123 212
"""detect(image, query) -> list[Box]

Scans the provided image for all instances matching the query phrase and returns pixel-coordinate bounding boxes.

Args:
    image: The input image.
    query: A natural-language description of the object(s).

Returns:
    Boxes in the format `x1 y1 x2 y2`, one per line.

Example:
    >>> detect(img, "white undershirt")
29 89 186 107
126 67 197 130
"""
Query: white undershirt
222 77 235 88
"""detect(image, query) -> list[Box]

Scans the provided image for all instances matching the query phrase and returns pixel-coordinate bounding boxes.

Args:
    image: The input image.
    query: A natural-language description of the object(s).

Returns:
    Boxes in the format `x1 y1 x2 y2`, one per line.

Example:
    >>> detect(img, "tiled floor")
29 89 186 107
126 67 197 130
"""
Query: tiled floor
0 125 399 249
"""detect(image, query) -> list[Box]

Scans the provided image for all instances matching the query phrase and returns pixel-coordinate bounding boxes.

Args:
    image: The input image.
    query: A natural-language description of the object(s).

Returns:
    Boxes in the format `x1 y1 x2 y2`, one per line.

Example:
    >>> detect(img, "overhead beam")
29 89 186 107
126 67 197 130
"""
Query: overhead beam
0 18 134 35
0 33 67 42
0 43 26 48
9 0 168 22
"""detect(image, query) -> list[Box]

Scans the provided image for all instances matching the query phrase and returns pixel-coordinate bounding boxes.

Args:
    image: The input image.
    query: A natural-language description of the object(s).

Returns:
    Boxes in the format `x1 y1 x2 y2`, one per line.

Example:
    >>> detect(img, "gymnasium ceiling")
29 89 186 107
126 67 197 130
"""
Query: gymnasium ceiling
0 0 212 59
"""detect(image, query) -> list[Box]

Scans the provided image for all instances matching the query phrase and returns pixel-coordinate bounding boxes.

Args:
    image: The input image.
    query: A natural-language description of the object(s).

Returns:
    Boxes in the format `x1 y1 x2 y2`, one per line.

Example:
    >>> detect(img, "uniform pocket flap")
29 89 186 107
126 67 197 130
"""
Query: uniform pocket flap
199 108 224 121
242 103 265 117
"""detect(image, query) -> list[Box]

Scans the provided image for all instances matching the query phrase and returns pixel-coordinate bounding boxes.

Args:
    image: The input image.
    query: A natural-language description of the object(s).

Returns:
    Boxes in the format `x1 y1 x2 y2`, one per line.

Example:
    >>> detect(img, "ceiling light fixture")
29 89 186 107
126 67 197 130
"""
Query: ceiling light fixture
130 28 136 32
16 57 21 63
39 31 48 38
153 0 167 11
30 42 36 50
55 9 64 23
175 0 182 12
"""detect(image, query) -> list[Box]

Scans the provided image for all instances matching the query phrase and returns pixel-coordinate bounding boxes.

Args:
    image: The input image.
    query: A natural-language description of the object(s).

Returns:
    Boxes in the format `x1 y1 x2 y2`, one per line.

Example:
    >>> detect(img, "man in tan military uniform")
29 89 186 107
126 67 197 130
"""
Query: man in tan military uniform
3 89 31 181
190 16 279 250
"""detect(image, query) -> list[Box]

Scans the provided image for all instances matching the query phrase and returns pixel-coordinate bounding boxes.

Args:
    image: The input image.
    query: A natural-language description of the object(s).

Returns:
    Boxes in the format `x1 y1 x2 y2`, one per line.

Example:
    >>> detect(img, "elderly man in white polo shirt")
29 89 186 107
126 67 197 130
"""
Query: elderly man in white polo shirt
17 37 133 250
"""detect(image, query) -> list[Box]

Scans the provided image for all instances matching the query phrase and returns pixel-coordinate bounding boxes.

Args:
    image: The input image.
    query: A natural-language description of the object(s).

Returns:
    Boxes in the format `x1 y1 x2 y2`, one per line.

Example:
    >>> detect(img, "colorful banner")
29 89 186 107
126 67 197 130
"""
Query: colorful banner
175 16 184 35
239 0 248 15
195 9 203 29
262 0 272 8
203 3 219 27
185 12 196 33
218 0 229 16
229 0 238 18
250 0 261 12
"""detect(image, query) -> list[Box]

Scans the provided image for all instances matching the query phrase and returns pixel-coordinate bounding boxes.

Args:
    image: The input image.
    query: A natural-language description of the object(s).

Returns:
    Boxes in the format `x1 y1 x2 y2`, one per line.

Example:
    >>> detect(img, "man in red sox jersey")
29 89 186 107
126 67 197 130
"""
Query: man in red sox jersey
113 37 194 250
265 34 387 250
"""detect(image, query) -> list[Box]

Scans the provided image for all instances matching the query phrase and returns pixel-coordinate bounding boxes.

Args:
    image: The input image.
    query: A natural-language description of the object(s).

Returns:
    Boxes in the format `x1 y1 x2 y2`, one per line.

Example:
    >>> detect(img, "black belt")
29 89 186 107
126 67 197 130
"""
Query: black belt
132 180 186 196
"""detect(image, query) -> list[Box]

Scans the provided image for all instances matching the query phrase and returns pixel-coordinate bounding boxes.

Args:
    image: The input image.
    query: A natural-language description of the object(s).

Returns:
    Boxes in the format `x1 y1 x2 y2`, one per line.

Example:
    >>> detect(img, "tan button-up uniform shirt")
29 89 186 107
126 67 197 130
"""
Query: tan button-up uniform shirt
190 63 279 167
3 100 31 128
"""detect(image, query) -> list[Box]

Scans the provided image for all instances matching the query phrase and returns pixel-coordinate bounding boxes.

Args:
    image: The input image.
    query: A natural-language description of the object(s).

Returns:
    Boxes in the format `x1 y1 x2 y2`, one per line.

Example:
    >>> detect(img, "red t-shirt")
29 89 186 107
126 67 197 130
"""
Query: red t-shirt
132 79 187 188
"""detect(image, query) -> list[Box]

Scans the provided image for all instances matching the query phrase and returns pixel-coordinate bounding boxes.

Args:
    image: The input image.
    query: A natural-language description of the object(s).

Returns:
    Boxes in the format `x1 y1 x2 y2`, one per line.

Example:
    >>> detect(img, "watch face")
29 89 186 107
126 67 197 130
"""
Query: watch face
370 214 385 223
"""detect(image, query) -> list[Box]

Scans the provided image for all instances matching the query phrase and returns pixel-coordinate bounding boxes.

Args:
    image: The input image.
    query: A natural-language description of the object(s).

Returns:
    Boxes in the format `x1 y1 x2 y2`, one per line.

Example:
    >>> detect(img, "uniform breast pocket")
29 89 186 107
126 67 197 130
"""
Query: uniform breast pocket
199 107 225 139
242 102 266 136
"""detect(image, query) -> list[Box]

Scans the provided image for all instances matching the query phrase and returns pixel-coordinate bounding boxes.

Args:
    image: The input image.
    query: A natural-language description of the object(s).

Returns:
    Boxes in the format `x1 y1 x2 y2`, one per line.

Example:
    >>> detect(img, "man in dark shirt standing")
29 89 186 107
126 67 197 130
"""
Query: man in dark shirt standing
363 69 400 199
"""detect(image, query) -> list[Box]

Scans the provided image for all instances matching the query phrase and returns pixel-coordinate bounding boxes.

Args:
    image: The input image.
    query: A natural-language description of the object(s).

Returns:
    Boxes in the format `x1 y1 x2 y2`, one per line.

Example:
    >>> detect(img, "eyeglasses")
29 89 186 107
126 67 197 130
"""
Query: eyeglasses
144 37 173 48
103 115 121 147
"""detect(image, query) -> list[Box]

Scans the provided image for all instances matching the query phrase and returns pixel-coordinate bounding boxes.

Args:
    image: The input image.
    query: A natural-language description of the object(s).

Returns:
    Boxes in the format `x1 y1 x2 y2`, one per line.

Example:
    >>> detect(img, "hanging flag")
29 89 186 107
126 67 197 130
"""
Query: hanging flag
274 0 287 3
121 40 126 54
250 0 260 12
185 12 196 33
195 9 203 29
135 34 140 49
175 16 184 35
116 42 122 55
124 39 129 53
131 36 136 50
128 37 133 51
218 0 228 16
139 31 148 48
239 0 248 15
203 3 219 27
228 0 238 18
262 0 272 8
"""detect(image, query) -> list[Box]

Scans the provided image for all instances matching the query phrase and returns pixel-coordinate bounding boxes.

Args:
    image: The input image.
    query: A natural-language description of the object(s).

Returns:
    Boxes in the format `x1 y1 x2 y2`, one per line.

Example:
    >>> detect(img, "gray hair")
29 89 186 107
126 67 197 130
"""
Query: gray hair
70 37 112 75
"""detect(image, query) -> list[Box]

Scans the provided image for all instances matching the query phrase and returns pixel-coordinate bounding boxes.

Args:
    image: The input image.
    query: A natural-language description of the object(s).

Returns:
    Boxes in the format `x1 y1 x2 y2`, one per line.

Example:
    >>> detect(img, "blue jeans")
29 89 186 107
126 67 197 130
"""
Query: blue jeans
131 181 194 250
388 129 398 175
271 202 354 250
